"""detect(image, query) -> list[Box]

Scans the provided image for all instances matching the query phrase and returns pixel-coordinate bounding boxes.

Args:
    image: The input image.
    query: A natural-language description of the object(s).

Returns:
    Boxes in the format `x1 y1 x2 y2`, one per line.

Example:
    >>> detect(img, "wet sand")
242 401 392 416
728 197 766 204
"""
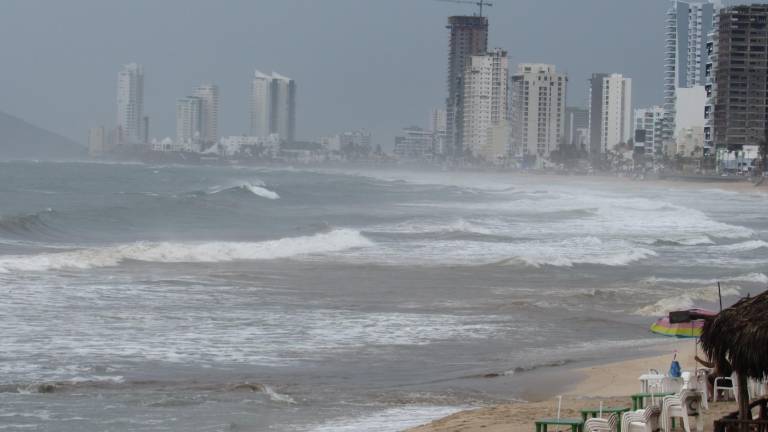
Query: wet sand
406 341 738 432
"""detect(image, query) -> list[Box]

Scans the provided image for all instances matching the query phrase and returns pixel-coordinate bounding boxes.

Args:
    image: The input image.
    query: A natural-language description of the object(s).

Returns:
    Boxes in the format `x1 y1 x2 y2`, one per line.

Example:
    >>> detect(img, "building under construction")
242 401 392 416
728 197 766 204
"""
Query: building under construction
446 15 488 158
706 4 768 152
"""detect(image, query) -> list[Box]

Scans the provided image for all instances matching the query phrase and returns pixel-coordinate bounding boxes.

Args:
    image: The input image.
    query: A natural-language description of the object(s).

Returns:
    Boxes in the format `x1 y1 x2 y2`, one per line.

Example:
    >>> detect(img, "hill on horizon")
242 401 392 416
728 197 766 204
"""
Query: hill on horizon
0 110 85 160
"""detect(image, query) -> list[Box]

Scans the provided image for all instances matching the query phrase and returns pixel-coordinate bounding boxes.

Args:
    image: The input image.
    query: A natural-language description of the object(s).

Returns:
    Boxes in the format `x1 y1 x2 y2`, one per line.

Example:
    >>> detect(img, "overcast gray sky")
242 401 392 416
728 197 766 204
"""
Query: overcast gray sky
0 0 672 147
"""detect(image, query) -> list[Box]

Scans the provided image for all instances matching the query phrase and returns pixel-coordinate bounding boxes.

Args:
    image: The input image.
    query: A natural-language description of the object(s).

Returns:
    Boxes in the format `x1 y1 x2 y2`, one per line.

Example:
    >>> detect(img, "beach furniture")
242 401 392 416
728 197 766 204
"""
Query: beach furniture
713 373 737 402
581 408 630 432
534 418 584 432
661 390 694 432
630 391 675 410
584 414 618 432
638 372 666 393
621 406 661 432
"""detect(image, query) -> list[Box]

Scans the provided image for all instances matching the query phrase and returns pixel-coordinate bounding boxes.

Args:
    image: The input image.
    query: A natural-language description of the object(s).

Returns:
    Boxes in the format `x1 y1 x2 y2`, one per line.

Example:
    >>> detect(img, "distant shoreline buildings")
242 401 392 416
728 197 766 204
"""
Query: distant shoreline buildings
87 1 768 174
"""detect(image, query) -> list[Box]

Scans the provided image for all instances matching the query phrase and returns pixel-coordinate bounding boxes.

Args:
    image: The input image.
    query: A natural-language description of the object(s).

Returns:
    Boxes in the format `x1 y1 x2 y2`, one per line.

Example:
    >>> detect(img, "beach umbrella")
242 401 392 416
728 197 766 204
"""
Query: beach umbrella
650 308 717 339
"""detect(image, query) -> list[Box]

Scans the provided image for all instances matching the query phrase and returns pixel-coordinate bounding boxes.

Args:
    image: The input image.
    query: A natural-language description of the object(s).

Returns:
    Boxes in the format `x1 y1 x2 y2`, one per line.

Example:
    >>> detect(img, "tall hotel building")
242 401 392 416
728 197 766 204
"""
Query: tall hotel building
176 96 202 150
664 1 715 152
446 16 489 158
250 71 296 142
193 83 220 147
706 4 768 153
462 48 509 160
116 63 145 144
509 64 567 162
588 73 633 156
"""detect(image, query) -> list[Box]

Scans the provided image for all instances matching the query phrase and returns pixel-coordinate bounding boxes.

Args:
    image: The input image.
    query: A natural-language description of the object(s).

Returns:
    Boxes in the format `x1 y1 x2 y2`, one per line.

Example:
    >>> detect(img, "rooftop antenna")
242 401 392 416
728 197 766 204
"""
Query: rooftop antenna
435 0 494 17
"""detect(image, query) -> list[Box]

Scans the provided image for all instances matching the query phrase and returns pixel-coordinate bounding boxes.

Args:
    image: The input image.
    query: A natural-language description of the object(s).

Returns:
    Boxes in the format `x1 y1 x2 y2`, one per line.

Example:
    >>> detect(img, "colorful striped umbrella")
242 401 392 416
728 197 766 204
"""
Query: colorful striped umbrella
650 308 717 339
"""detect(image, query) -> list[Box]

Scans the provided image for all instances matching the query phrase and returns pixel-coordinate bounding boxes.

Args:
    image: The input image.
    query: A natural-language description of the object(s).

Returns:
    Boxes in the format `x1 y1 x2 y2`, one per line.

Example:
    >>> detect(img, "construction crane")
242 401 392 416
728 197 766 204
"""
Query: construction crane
435 0 493 17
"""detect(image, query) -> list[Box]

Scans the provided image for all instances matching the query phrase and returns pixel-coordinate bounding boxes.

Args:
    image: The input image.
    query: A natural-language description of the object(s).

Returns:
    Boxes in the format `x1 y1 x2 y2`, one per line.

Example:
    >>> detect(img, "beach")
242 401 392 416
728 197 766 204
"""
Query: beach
407 341 738 432
1 162 764 431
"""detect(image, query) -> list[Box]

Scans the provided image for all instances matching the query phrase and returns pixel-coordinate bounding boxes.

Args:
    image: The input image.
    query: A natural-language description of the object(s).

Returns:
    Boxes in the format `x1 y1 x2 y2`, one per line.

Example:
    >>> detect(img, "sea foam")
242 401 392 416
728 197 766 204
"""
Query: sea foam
0 229 371 273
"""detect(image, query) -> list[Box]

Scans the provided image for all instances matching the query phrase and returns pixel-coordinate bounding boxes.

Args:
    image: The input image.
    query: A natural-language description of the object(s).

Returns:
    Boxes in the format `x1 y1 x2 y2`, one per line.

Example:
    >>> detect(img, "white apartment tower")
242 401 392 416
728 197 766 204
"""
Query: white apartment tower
634 106 665 156
193 83 219 146
116 63 144 144
272 73 297 143
588 73 633 155
250 70 296 142
176 96 202 150
664 1 715 149
509 64 567 162
462 48 509 160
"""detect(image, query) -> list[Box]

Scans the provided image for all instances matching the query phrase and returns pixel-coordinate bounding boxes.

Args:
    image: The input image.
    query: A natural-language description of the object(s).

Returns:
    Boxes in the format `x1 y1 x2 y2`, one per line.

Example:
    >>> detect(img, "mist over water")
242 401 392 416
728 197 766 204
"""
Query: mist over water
1 161 767 431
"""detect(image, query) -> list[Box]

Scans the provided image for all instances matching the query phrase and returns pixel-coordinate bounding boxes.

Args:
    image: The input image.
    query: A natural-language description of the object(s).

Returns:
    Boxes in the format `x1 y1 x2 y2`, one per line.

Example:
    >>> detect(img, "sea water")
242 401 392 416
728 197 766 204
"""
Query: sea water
0 161 766 431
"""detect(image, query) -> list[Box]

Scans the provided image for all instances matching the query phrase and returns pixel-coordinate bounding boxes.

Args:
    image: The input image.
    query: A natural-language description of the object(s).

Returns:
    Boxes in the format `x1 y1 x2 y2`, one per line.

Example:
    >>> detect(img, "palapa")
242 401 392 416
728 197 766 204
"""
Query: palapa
700 289 768 421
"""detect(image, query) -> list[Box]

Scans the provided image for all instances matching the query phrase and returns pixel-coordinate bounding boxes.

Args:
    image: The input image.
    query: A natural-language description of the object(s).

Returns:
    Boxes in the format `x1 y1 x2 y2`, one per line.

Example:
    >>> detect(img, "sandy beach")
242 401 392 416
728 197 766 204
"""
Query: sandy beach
406 341 738 432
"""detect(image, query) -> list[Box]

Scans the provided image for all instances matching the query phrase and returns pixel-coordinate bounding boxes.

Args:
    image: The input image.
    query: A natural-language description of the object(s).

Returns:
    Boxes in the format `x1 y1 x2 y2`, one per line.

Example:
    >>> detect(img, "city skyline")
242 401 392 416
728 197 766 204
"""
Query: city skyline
1 0 693 148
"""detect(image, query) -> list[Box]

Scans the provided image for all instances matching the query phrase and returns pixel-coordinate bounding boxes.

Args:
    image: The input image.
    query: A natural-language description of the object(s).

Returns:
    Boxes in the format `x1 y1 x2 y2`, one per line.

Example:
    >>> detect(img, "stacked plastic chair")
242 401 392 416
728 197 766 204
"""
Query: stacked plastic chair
584 413 618 432
621 405 661 432
661 389 691 432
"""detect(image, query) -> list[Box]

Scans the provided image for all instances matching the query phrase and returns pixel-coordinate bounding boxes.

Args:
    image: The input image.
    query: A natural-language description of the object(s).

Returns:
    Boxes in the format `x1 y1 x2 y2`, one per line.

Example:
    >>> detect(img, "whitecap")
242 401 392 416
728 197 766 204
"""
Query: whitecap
0 229 372 273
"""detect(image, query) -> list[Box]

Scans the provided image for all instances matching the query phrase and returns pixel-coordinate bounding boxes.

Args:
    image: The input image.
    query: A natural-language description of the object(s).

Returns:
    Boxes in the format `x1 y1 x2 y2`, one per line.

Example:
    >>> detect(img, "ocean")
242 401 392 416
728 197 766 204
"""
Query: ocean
0 161 766 431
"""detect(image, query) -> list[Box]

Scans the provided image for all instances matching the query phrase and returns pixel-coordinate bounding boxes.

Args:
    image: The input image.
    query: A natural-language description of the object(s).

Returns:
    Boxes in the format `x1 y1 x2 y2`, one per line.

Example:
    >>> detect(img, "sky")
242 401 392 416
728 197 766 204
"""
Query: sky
0 0 675 148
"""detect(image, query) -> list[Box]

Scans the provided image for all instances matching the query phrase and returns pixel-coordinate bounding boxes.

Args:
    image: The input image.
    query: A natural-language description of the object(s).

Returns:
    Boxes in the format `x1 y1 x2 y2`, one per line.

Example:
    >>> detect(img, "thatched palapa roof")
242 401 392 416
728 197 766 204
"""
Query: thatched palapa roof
700 289 768 381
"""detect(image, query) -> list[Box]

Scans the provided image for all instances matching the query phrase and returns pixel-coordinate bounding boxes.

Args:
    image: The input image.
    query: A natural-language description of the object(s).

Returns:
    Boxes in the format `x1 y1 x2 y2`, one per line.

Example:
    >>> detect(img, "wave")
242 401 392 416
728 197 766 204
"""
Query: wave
208 181 280 199
714 240 768 253
369 218 494 236
635 285 742 316
0 229 372 273
645 272 768 286
0 209 57 238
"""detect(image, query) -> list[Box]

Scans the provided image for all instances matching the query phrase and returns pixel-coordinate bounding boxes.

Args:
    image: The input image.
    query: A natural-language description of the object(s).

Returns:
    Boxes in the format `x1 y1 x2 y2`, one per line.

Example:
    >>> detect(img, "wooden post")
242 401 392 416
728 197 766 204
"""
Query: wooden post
738 372 750 430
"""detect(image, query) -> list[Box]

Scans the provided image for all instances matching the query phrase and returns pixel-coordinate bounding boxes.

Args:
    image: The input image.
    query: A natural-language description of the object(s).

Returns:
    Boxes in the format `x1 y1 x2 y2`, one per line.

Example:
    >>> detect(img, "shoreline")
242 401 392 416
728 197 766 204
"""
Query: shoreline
405 341 737 432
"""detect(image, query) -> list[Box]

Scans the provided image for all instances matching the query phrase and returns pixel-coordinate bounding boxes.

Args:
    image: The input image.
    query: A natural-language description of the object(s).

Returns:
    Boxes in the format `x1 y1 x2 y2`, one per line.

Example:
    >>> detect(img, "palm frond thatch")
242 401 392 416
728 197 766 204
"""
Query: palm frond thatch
700 290 768 380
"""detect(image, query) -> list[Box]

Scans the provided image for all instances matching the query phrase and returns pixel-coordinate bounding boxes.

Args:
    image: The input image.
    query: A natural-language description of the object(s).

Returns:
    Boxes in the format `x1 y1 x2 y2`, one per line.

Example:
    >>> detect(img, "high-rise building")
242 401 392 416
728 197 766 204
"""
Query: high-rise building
250 71 272 138
272 73 297 143
193 83 219 146
176 96 203 150
462 48 509 160
706 4 768 155
509 64 567 163
429 108 449 156
88 127 106 156
634 106 665 156
446 16 489 158
564 107 589 147
588 73 633 155
250 71 296 142
116 63 144 144
664 1 715 150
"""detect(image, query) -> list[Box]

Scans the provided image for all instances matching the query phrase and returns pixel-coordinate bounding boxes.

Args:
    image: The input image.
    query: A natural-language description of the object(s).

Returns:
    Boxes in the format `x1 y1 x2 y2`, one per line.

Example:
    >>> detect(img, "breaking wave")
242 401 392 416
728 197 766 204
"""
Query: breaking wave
714 240 768 253
0 209 58 239
635 285 742 316
0 229 372 273
208 181 280 199
645 272 768 286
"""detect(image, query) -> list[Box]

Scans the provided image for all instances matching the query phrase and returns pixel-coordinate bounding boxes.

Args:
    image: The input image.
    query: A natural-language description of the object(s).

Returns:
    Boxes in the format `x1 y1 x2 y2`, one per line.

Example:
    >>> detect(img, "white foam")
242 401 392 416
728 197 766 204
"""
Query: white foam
262 385 296 404
635 286 741 316
0 229 372 273
333 236 656 268
242 184 280 200
714 240 768 253
208 180 280 199
306 406 465 432
645 272 768 286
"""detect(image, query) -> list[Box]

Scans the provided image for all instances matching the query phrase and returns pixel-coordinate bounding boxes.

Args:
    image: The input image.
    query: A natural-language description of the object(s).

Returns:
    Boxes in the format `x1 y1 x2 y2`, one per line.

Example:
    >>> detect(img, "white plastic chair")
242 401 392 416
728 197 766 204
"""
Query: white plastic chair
713 373 738 402
585 414 617 432
661 390 692 432
622 406 660 432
